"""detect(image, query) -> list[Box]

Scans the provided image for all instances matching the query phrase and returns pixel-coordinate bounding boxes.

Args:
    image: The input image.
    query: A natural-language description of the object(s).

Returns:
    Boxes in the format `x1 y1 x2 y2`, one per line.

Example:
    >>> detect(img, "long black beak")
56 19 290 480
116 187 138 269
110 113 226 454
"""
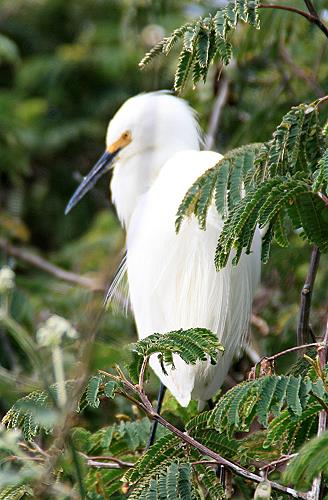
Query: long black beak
65 149 119 215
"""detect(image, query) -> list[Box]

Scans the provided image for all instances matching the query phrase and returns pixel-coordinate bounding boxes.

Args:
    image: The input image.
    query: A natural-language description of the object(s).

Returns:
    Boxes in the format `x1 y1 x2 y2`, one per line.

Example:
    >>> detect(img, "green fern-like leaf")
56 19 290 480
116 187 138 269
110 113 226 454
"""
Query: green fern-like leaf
264 398 321 453
139 1 260 91
132 462 196 500
293 192 328 252
2 377 118 440
86 375 103 408
194 463 225 499
0 485 33 500
176 143 261 233
313 147 328 193
2 385 58 441
213 176 321 270
283 430 328 490
132 328 224 374
124 434 186 498
208 375 312 436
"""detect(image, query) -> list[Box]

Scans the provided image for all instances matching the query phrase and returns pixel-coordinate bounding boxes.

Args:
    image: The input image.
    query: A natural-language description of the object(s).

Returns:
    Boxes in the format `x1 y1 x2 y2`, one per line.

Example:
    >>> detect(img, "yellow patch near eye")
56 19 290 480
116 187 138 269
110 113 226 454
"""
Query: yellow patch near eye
107 130 132 153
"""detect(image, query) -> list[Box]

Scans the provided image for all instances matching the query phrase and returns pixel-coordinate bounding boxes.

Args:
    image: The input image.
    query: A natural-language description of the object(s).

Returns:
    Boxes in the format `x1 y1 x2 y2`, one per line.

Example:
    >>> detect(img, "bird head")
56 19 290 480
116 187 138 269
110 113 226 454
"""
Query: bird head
65 92 200 215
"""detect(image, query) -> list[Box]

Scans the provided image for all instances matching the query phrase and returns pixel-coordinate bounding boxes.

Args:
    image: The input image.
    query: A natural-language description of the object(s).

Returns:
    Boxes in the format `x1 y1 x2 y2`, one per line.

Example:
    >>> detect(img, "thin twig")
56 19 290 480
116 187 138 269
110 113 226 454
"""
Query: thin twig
264 342 321 363
259 454 298 472
258 3 328 40
309 320 328 500
84 455 134 466
258 4 316 22
86 459 131 469
297 246 320 346
0 238 104 292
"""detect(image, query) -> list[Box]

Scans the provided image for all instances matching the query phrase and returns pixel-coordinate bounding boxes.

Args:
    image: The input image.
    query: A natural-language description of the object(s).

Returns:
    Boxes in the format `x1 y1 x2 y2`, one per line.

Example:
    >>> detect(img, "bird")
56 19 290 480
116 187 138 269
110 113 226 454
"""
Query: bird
65 91 261 411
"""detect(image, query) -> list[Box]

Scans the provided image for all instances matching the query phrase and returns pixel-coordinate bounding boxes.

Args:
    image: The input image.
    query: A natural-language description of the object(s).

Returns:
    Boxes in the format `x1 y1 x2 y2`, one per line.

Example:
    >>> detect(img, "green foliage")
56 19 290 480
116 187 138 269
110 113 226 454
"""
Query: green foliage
0 485 33 500
124 434 185 495
132 328 224 374
1 0 328 498
313 147 328 194
177 100 328 269
283 430 328 490
2 386 57 441
2 377 118 440
131 463 196 500
264 397 321 453
140 0 260 91
209 375 312 435
176 143 261 231
124 432 225 499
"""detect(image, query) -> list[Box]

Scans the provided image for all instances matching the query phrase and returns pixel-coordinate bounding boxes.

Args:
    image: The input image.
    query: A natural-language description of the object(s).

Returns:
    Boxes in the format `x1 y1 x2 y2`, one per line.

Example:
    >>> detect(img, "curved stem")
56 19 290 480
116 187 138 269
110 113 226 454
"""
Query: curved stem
258 3 328 40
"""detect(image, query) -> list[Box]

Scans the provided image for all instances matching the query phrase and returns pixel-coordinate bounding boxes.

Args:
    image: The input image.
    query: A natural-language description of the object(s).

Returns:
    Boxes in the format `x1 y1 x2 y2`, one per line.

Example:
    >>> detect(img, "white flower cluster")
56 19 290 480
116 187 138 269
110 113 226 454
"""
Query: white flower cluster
36 314 78 347
0 266 15 294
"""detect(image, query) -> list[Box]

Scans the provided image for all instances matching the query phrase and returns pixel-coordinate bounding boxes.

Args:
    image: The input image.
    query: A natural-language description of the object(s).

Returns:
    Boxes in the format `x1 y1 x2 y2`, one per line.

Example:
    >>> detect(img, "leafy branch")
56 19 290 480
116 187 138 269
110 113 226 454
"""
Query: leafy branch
176 97 328 270
139 0 328 92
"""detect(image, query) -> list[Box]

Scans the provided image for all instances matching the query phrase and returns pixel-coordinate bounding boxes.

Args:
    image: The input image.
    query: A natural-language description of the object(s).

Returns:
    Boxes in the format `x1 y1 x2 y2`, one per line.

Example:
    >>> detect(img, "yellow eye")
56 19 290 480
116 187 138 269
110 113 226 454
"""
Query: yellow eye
122 131 130 140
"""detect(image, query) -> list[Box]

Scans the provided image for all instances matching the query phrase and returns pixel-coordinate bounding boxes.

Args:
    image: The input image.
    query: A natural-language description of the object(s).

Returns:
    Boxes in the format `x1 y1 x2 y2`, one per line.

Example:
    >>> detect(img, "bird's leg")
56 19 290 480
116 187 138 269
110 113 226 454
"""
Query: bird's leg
216 464 226 489
146 383 166 449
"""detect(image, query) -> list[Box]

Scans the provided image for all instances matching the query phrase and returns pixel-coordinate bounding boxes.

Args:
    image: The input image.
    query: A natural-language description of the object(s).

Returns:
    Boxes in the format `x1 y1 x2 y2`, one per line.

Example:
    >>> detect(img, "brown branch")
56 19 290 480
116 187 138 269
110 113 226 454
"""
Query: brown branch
258 3 328 39
0 238 104 292
258 3 317 22
303 0 328 39
297 246 320 346
102 370 307 498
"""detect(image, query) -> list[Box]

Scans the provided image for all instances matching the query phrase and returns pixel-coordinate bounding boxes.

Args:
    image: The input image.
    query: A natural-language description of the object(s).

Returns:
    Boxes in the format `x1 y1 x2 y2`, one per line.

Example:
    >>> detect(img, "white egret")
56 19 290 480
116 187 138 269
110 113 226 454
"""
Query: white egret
65 91 261 411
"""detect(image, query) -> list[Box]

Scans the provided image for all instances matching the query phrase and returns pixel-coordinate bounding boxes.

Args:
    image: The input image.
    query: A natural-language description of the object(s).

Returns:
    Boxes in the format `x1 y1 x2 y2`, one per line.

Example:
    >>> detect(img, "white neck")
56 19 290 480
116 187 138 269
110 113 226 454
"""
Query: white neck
110 142 199 228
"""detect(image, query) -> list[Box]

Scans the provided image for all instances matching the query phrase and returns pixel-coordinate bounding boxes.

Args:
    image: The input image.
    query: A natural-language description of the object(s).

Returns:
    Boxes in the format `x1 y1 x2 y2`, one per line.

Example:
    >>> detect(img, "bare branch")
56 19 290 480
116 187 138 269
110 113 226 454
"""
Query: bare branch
297 246 320 346
258 3 317 22
0 238 104 292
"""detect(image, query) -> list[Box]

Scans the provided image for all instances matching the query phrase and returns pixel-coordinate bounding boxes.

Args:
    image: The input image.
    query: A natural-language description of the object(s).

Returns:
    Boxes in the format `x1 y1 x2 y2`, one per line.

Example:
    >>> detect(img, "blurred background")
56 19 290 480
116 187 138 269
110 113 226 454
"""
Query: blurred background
0 0 327 427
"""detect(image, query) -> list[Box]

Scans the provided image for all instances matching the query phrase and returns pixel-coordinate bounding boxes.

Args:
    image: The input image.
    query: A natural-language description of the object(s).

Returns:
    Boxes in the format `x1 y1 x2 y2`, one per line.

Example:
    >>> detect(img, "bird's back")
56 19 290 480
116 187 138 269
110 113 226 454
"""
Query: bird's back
126 150 261 407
